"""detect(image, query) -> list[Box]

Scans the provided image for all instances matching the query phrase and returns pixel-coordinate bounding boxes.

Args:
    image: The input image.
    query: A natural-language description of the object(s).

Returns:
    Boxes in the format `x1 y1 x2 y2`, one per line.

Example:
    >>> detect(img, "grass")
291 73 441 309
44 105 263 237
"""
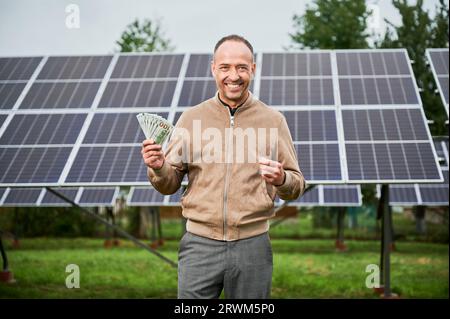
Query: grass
150 211 449 243
0 238 447 299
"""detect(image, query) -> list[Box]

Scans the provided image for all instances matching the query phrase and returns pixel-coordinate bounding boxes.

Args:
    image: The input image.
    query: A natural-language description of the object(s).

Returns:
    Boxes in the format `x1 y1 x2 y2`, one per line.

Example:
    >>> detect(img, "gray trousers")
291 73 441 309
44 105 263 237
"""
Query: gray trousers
177 231 273 299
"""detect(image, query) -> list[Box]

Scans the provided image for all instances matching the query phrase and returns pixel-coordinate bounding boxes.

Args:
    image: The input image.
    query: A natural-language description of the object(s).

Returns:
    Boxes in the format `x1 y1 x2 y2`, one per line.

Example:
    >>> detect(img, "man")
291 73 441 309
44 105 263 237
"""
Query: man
141 35 305 298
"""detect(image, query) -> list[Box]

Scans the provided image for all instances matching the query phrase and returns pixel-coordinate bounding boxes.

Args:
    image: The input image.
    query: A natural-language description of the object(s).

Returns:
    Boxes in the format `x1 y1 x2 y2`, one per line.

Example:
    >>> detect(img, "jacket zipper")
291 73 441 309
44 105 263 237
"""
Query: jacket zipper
222 109 239 240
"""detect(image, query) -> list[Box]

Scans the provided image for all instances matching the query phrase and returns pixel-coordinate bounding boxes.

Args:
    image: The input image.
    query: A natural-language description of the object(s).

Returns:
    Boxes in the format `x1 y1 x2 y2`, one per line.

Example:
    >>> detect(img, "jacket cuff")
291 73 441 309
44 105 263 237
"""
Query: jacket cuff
275 170 292 193
148 160 171 180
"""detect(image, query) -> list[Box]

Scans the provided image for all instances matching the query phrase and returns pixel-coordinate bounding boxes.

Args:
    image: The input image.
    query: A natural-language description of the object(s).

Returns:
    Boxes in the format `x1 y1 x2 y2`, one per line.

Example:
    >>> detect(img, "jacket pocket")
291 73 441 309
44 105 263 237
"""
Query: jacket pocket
260 180 274 207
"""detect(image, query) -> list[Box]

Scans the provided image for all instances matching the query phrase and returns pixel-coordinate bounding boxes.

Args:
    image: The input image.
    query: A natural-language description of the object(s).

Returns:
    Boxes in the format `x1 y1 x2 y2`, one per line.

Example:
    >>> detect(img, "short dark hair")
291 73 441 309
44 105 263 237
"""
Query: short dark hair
214 34 254 56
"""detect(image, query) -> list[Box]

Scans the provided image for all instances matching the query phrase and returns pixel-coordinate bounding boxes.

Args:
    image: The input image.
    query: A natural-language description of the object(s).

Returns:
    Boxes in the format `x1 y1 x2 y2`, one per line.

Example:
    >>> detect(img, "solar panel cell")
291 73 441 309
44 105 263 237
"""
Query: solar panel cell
336 51 410 76
260 79 334 105
79 187 117 205
3 188 42 205
283 110 338 141
66 146 146 183
41 187 78 205
38 56 112 79
0 113 86 145
185 54 212 78
99 81 176 108
339 78 418 105
295 144 341 181
342 109 429 141
0 83 26 109
20 82 100 109
346 143 441 181
262 53 332 76
111 55 183 78
0 57 42 80
83 112 168 144
0 147 71 183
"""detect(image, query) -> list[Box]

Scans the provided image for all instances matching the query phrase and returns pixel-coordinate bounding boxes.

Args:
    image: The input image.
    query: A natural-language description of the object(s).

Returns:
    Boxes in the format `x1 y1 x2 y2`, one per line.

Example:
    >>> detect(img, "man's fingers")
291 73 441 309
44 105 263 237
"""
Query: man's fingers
259 165 279 175
258 157 282 168
142 139 155 146
142 144 162 153
143 150 163 159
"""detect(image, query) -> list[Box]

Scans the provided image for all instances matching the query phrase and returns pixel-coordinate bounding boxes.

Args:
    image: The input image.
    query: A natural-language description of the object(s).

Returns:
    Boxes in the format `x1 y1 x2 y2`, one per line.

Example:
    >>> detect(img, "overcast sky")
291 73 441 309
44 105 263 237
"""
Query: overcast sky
0 0 446 56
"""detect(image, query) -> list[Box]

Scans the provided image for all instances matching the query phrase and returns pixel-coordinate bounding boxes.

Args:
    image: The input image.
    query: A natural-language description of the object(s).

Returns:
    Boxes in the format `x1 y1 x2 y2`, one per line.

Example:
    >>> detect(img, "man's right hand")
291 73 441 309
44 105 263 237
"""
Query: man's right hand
141 139 165 170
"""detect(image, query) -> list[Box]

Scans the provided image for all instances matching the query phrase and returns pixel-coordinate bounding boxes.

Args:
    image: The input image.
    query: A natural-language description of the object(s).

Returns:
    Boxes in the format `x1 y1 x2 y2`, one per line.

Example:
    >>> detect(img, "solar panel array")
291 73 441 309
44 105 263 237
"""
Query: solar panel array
426 49 449 116
0 187 120 207
0 50 443 188
127 185 362 207
385 137 449 206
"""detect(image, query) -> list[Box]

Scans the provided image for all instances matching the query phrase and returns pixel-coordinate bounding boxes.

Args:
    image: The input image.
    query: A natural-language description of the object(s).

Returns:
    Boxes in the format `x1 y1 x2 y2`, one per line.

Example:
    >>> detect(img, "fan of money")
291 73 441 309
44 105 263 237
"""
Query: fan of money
136 113 174 145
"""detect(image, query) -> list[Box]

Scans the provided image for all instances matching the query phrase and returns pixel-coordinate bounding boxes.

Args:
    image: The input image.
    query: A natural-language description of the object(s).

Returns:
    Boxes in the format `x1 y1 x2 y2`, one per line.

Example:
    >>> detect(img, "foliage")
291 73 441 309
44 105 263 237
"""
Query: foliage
289 0 370 49
376 0 449 135
116 18 174 52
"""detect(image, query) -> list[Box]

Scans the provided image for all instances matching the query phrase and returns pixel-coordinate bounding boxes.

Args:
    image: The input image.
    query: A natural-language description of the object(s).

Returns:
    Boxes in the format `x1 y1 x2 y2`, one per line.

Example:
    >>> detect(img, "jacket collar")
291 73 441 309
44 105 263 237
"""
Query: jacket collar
213 90 255 114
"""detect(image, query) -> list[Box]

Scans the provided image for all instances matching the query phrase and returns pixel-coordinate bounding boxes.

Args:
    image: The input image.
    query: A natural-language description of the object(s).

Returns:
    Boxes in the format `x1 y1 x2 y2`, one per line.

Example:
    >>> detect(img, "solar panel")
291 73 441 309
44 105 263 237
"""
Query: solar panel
342 109 428 141
346 143 440 181
178 79 218 106
40 187 79 206
0 147 71 184
434 137 449 167
0 187 7 204
1 187 42 206
387 185 418 206
0 83 27 109
111 55 183 78
185 54 212 77
323 185 362 205
19 82 100 109
336 51 410 76
285 186 319 206
83 112 168 144
262 52 332 76
260 78 334 106
98 80 177 108
337 49 442 184
0 115 7 127
283 185 362 207
426 49 449 116
167 187 185 206
387 136 449 206
78 187 119 206
0 57 42 80
283 110 338 141
65 146 146 184
295 144 342 182
387 170 449 206
419 170 449 205
339 78 418 105
126 187 166 206
0 113 86 145
37 56 112 80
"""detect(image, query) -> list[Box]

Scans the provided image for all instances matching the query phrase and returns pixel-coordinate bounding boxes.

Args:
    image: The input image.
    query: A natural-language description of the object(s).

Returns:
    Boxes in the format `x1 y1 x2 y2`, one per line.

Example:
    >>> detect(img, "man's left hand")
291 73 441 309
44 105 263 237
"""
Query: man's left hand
258 157 285 186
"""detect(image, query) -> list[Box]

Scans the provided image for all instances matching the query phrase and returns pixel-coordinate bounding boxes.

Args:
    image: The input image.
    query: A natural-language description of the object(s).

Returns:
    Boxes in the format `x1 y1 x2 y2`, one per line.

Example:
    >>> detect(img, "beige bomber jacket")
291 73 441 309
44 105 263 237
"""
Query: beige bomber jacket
148 91 306 241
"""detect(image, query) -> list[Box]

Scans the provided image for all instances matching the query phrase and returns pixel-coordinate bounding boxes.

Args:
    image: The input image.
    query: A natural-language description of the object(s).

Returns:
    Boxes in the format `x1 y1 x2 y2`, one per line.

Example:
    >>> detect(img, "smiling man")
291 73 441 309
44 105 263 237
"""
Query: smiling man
141 34 306 299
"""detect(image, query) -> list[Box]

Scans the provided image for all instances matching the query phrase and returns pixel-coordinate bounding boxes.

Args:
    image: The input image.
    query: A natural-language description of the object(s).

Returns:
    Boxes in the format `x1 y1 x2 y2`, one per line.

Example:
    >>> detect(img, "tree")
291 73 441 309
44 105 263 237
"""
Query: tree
289 0 371 49
116 18 174 52
377 0 449 135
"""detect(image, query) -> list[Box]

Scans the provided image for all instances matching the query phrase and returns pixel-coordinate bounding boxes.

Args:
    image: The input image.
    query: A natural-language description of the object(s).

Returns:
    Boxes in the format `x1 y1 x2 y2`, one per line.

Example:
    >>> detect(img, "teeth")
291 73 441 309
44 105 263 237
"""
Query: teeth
227 84 240 88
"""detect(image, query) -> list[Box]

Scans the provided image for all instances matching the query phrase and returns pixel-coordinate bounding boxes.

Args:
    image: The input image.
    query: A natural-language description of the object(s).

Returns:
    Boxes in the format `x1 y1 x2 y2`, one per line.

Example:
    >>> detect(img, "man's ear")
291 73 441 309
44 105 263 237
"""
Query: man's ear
210 60 215 77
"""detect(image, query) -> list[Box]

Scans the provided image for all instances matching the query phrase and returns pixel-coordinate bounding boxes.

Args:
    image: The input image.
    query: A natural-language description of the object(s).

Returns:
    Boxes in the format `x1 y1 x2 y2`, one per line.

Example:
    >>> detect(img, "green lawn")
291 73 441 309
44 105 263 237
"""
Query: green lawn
0 238 447 298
